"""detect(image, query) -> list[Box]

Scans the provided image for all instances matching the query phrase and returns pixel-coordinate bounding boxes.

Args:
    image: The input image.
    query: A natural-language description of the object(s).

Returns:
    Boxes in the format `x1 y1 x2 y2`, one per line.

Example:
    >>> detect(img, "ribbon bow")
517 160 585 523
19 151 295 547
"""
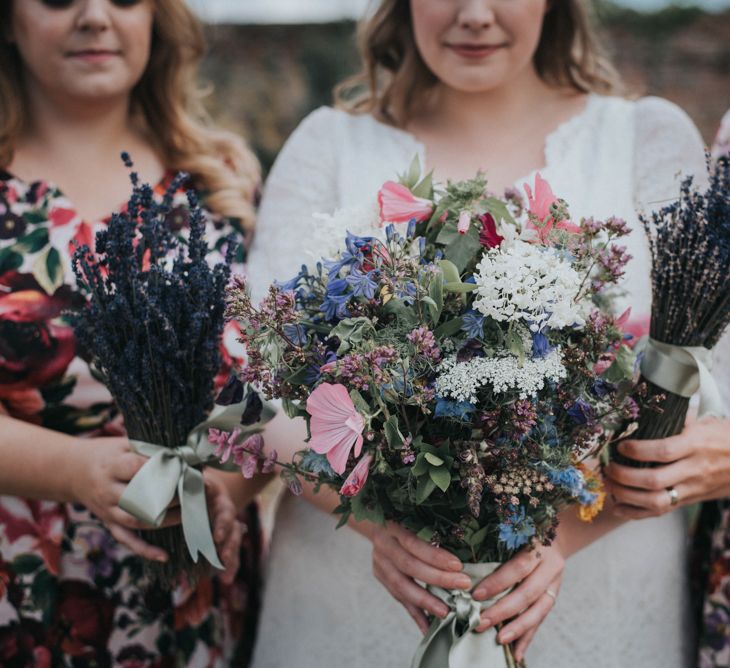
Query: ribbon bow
119 400 264 569
411 562 513 668
639 337 726 418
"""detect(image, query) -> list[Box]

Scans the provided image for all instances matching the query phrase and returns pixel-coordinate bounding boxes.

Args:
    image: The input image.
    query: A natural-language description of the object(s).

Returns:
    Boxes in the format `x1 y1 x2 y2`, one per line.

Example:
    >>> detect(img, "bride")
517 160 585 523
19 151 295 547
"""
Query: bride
247 1 727 665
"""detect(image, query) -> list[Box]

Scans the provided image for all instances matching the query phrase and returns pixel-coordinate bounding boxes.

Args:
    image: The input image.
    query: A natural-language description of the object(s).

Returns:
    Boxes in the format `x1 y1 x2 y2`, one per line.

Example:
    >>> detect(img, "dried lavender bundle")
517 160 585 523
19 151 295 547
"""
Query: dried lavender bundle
70 155 236 585
621 157 730 456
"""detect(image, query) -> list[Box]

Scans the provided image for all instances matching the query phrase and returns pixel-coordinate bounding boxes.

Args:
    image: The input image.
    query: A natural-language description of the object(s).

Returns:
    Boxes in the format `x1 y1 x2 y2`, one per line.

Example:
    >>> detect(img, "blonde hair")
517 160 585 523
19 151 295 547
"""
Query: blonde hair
336 0 623 127
0 0 258 229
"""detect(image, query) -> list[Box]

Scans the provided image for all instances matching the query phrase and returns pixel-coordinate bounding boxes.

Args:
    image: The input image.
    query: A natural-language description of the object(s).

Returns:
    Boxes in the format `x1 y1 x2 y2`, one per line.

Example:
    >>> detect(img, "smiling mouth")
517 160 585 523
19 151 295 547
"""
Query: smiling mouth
446 43 507 58
67 49 121 58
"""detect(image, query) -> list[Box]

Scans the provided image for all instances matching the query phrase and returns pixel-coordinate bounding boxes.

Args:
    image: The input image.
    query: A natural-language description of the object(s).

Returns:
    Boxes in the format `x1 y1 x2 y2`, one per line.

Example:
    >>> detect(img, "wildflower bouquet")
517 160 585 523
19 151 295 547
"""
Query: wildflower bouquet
70 155 258 586
225 164 638 667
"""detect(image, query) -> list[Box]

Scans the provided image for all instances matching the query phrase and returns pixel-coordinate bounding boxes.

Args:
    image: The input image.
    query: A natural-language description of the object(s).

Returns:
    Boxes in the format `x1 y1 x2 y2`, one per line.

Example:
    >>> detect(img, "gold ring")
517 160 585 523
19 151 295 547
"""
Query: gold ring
667 487 679 507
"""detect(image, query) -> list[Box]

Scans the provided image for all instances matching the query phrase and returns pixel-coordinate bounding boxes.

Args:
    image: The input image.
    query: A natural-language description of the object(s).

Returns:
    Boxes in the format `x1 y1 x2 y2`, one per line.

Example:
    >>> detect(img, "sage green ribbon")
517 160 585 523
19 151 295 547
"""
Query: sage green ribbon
411 563 512 668
119 398 272 569
639 337 726 418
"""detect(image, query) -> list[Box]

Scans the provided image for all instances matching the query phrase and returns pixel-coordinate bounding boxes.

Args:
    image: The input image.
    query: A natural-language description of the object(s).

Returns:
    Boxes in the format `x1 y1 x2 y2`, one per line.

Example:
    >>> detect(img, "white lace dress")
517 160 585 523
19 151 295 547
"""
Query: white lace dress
248 95 728 668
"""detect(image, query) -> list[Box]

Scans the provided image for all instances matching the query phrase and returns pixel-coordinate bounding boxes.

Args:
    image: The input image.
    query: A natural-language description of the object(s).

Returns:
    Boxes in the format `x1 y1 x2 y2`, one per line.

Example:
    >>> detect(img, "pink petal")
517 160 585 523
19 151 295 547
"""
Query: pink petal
457 210 471 235
378 181 433 224
340 453 373 497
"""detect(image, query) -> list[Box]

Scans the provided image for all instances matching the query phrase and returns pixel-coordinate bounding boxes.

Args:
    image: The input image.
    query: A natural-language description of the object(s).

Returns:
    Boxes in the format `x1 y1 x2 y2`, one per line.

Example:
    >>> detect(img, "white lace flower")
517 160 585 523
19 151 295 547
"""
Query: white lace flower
436 349 567 402
473 240 584 331
308 201 383 261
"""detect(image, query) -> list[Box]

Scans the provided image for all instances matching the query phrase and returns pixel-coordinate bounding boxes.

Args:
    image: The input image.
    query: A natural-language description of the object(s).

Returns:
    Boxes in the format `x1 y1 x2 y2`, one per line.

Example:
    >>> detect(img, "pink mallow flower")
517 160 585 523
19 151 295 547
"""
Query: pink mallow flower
524 173 580 242
378 181 434 224
307 383 365 474
340 453 374 497
209 427 240 463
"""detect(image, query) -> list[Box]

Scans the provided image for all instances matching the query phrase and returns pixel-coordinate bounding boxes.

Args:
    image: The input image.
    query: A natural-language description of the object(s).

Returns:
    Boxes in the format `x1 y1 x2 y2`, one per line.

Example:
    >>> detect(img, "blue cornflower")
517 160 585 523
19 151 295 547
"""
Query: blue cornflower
304 349 337 387
345 231 376 255
283 323 308 346
577 488 598 506
434 397 476 421
567 398 595 425
531 331 553 359
346 267 380 299
275 264 308 292
326 277 349 297
407 219 417 238
320 293 351 321
323 252 358 279
549 466 585 496
385 223 396 242
498 507 536 551
461 310 485 339
590 378 614 398
396 281 418 305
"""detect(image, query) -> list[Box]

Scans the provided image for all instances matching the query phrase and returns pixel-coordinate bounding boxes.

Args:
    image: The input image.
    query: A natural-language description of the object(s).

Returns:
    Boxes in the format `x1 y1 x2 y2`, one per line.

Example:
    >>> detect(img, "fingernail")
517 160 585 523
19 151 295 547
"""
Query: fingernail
156 555 168 563
473 588 486 600
456 575 472 588
481 617 492 629
448 559 462 571
437 606 449 619
500 631 514 644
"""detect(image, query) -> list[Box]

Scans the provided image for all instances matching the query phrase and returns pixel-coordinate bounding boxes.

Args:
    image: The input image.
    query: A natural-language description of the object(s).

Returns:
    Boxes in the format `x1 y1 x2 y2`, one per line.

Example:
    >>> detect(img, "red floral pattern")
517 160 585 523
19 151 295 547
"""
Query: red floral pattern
0 170 260 667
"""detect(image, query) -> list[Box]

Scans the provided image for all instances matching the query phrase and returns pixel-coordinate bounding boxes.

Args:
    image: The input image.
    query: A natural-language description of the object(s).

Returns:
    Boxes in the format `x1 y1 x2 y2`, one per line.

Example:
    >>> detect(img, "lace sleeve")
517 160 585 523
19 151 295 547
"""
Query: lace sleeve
633 97 729 410
246 107 339 303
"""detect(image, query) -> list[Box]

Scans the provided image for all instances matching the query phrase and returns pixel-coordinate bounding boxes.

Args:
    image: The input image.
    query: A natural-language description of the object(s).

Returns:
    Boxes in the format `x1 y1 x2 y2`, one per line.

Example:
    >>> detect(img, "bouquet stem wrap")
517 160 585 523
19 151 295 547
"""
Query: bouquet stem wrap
639 337 725 419
411 563 521 668
119 400 262 569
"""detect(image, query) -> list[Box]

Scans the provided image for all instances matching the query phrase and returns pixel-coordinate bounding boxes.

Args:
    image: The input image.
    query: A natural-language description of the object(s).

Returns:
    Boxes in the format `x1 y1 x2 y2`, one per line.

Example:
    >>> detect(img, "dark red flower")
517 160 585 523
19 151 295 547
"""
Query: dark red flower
48 206 76 228
0 272 79 405
0 212 26 239
0 619 51 668
478 213 503 249
51 581 115 657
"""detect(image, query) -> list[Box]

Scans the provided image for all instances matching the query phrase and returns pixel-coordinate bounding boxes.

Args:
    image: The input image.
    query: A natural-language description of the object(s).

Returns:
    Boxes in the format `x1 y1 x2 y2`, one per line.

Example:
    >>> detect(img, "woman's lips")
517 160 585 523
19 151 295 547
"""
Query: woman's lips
447 44 505 59
67 50 121 64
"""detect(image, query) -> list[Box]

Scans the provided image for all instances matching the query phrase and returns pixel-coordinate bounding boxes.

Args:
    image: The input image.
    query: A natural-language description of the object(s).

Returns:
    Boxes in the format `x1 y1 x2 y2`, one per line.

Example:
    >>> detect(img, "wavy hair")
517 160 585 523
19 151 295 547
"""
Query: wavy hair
0 0 258 229
336 0 623 127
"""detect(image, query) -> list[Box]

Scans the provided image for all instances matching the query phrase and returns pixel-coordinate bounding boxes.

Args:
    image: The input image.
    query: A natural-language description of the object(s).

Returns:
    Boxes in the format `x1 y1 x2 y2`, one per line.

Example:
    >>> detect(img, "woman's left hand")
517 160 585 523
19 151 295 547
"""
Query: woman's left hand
606 416 730 519
471 540 566 662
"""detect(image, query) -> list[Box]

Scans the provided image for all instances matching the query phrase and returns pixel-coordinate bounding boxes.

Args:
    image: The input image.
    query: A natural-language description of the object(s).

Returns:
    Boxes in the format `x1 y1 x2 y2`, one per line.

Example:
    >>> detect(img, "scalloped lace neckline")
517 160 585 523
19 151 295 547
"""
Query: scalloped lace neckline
371 93 600 188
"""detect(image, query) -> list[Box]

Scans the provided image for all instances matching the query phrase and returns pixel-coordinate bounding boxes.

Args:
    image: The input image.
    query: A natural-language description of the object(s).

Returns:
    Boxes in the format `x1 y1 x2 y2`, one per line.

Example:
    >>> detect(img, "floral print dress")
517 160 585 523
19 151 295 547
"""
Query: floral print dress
695 114 730 668
0 170 261 668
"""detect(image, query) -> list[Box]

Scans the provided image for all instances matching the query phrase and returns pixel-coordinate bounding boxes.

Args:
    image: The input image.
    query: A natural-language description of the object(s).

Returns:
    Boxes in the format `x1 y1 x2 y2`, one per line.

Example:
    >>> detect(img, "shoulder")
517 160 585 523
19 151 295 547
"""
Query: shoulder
285 106 389 148
632 96 704 146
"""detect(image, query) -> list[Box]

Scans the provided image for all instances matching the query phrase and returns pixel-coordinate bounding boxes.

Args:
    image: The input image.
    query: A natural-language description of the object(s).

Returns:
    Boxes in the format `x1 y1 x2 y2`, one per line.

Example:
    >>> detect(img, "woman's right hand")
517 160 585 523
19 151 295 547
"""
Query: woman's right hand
68 436 175 562
371 522 472 633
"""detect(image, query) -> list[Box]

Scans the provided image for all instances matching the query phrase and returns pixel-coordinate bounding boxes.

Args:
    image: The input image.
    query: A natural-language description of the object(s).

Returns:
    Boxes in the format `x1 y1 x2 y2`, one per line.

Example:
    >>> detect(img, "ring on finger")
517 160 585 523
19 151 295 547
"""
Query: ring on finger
544 589 557 601
666 486 679 507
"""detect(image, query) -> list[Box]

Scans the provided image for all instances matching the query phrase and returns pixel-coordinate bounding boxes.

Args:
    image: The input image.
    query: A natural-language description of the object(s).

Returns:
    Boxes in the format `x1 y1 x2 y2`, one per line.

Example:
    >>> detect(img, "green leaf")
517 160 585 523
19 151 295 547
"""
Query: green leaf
443 281 477 293
12 227 49 254
412 170 434 199
351 493 385 525
12 553 44 575
349 388 371 417
604 344 636 383
282 397 304 419
32 246 63 295
285 365 310 386
416 527 433 542
0 247 23 274
403 154 422 188
382 297 418 326
415 476 437 504
481 197 517 227
22 210 49 225
384 415 404 449
468 525 489 548
434 317 465 339
444 232 482 273
438 259 461 285
506 330 525 364
328 317 376 354
424 452 444 466
429 466 451 493
427 269 443 323
412 453 429 477
30 569 57 625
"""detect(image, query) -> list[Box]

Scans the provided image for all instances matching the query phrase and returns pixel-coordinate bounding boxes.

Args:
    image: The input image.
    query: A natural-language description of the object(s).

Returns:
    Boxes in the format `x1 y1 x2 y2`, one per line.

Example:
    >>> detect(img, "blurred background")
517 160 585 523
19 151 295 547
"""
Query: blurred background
186 0 730 172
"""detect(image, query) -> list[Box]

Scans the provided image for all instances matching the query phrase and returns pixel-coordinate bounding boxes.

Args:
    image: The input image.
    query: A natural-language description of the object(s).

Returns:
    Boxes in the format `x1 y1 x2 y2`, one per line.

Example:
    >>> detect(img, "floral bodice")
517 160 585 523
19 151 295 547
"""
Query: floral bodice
0 170 259 667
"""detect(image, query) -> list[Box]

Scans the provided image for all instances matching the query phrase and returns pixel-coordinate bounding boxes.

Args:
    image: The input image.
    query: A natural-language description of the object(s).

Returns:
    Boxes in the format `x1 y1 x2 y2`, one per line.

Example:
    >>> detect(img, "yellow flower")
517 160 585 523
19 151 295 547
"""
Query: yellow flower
576 463 606 523
578 490 606 522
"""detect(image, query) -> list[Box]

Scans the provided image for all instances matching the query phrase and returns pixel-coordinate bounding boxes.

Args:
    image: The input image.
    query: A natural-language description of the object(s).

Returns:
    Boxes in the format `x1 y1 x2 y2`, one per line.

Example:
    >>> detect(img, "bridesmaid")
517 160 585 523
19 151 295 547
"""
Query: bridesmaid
0 0 266 665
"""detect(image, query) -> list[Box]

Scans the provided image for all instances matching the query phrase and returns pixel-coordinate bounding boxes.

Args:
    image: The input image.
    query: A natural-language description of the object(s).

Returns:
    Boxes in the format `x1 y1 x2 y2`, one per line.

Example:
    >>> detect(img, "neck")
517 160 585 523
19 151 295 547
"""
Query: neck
424 66 557 131
20 80 139 160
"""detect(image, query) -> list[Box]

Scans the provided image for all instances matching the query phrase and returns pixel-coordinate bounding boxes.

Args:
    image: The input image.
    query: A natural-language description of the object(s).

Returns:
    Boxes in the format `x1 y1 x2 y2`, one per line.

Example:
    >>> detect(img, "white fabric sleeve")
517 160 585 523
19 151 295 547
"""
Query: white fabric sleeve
246 107 339 303
633 97 729 411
